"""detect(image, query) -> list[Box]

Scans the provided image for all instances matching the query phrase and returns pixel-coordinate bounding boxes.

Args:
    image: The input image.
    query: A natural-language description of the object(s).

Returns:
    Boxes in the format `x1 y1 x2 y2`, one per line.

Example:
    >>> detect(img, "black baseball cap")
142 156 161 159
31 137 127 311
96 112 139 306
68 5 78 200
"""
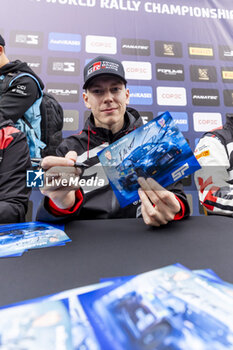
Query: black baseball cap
83 56 127 89
0 35 5 47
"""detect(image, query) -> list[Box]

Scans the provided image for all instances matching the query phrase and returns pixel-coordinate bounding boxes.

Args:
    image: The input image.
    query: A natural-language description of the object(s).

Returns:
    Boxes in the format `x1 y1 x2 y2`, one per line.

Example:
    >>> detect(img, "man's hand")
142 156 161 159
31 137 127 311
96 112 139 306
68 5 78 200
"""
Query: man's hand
138 177 181 227
40 151 82 209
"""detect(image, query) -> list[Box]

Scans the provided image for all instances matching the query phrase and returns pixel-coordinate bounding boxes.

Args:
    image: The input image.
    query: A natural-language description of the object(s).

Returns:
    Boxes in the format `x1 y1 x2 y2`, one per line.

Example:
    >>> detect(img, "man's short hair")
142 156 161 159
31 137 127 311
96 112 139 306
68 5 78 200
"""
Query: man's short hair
0 35 5 47
83 55 127 90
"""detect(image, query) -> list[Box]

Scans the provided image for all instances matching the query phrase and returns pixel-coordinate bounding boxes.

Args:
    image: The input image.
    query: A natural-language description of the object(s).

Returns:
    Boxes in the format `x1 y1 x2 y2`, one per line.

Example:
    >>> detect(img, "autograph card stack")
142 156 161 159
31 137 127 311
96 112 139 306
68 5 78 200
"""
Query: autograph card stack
98 111 201 207
1 265 233 349
0 221 71 258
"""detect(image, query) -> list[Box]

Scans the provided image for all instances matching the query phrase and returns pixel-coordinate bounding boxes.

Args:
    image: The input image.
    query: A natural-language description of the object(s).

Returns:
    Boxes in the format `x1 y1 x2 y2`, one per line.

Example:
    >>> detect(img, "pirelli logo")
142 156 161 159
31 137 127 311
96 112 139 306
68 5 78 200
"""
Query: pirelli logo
195 150 210 160
189 47 213 56
188 44 214 59
222 68 233 82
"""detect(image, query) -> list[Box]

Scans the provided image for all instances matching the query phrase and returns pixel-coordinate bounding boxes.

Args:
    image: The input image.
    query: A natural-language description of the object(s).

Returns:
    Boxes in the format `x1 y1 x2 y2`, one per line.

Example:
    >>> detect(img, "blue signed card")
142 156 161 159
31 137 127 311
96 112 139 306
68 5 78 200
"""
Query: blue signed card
98 111 201 207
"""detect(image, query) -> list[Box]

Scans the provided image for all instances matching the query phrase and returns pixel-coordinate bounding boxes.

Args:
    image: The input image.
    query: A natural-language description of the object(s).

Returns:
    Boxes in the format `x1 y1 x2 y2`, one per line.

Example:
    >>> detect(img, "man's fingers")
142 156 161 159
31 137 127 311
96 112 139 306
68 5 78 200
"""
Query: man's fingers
65 151 78 162
41 156 75 170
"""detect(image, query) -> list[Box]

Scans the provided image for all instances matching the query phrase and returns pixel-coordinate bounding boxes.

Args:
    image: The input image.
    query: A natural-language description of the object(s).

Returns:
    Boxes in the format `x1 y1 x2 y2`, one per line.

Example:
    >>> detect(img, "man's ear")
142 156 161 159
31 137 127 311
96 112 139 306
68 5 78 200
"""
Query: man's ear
125 88 130 105
83 91 91 109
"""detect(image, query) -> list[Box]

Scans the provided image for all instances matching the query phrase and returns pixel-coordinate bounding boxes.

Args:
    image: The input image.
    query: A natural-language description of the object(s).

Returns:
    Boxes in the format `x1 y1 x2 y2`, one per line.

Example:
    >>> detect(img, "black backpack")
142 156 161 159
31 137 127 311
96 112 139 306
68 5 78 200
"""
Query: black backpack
40 92 64 157
0 71 63 158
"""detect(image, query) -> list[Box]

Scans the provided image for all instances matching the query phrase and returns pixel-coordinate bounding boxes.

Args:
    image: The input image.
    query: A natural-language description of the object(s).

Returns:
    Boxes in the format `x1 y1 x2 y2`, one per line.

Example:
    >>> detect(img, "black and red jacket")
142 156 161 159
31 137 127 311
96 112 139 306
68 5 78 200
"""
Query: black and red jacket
37 108 190 222
0 118 31 223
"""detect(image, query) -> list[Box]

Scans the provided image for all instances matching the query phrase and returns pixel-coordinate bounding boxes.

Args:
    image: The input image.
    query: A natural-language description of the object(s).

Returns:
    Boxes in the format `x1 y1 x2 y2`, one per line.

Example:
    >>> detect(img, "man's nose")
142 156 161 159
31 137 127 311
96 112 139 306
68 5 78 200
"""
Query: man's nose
103 90 114 102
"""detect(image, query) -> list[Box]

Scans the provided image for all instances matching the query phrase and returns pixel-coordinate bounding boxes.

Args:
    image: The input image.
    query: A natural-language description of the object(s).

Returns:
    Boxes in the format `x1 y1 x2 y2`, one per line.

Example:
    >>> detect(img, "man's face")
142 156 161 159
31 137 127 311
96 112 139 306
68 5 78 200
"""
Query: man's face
83 75 130 134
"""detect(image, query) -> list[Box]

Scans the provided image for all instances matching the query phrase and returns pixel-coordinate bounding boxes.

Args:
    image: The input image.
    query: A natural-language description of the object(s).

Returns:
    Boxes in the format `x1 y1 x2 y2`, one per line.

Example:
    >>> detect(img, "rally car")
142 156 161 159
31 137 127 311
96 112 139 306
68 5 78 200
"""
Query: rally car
117 141 182 192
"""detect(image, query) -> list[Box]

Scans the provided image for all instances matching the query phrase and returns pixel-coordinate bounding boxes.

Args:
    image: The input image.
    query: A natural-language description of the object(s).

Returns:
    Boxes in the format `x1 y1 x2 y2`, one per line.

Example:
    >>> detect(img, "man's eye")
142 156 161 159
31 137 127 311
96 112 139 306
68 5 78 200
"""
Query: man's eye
92 89 103 94
112 87 120 92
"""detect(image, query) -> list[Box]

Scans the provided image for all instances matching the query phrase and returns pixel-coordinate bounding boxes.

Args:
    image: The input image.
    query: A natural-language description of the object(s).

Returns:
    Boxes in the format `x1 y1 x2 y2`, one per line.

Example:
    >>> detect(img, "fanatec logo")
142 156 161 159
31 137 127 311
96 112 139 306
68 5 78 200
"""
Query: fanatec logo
10 31 43 48
155 41 183 58
156 63 184 81
192 88 219 106
46 83 79 103
190 65 217 82
85 35 116 54
47 57 80 76
9 55 42 74
121 39 150 56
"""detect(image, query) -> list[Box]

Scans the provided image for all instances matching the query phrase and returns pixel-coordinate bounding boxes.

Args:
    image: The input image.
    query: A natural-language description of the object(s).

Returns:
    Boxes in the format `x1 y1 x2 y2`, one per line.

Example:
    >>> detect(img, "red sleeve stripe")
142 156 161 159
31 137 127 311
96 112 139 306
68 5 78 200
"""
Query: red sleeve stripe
173 195 186 221
48 189 83 216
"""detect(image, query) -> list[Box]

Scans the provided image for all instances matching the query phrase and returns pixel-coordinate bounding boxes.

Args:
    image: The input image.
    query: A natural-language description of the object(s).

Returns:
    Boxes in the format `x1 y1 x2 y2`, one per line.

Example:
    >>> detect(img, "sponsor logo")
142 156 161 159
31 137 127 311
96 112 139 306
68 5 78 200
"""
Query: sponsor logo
192 88 219 106
221 67 233 83
122 61 152 80
223 90 233 106
156 63 184 81
63 110 79 131
219 45 233 61
85 35 116 54
46 83 79 103
158 111 188 132
155 40 182 58
9 55 42 74
27 169 44 187
128 85 153 105
48 33 81 52
10 31 43 48
47 57 80 76
190 65 217 82
195 150 210 160
121 38 150 56
156 87 187 106
193 113 222 132
87 60 120 77
172 163 189 181
188 44 214 59
139 111 153 124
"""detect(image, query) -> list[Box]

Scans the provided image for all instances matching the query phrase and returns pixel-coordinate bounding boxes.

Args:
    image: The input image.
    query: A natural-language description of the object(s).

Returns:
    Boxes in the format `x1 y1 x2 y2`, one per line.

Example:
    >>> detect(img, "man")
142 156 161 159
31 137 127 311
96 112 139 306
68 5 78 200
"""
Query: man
0 116 31 223
194 114 233 216
0 34 44 125
37 56 190 226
